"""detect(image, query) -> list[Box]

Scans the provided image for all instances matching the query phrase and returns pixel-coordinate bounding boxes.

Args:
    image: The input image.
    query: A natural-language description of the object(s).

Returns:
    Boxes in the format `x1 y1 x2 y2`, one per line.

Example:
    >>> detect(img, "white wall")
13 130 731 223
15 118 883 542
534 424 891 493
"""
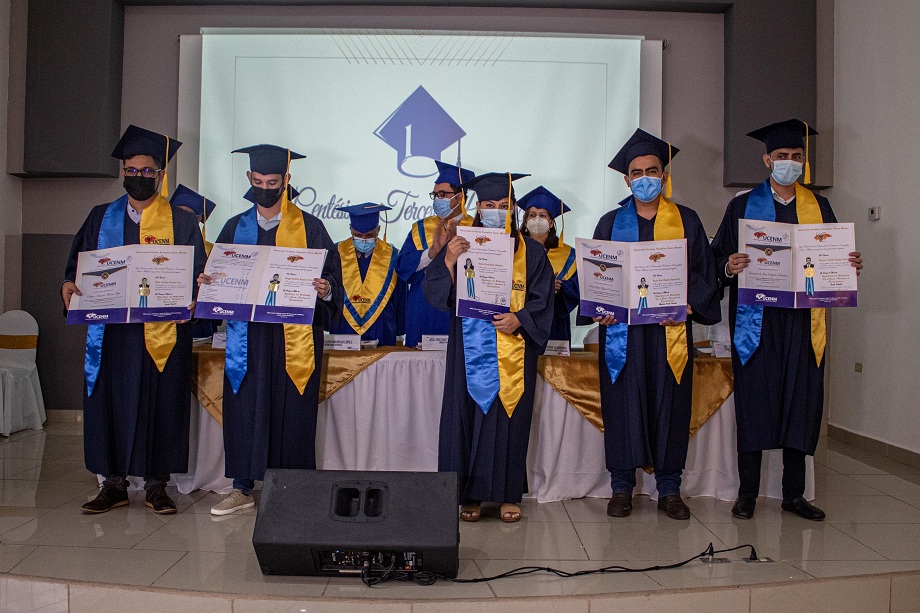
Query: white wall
827 0 920 453
0 0 23 311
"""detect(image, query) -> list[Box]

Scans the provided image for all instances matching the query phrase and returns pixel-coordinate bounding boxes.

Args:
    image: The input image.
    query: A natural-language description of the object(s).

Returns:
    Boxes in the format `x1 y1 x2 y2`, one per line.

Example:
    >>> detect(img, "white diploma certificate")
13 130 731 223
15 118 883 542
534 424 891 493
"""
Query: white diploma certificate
576 237 688 325
738 220 857 308
455 226 514 321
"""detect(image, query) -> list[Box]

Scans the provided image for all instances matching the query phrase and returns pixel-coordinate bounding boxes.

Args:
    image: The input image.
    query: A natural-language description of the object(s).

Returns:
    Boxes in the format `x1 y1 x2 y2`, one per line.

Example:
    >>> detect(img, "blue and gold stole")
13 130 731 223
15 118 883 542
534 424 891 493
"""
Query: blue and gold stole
84 195 177 395
547 243 576 281
338 239 399 334
461 238 528 416
225 197 315 395
604 196 687 385
734 179 826 366
411 213 474 252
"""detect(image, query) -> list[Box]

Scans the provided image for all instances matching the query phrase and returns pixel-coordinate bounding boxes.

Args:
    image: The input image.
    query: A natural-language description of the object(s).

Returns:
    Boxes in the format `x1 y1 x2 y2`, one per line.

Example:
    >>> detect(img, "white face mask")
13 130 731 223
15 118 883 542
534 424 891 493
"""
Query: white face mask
771 160 803 186
526 217 550 236
479 208 507 229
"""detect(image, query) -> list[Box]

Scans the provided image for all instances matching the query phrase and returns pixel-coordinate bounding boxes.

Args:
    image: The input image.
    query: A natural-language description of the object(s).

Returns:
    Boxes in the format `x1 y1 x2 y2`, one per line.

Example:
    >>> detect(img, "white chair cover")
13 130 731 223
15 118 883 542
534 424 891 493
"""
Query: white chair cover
0 310 46 436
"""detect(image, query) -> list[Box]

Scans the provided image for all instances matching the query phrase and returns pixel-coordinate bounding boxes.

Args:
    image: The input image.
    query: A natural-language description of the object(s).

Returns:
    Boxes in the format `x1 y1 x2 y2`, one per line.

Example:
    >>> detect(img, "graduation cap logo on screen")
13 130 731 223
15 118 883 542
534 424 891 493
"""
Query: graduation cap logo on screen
374 86 466 178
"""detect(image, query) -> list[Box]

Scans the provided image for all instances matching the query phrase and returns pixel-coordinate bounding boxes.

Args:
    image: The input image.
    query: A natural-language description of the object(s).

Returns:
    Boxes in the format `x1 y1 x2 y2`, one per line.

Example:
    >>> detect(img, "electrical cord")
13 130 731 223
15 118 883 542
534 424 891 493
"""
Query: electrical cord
360 543 759 587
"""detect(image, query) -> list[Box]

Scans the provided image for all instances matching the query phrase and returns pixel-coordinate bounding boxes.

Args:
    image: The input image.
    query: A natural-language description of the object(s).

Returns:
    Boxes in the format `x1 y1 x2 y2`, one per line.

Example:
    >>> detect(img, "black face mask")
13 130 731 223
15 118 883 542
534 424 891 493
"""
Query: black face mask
123 176 158 201
251 186 284 207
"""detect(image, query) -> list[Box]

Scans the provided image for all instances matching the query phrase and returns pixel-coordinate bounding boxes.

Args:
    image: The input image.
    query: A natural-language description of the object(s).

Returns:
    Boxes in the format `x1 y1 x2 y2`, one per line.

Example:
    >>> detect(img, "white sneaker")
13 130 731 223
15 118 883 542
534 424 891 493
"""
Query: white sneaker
210 489 255 516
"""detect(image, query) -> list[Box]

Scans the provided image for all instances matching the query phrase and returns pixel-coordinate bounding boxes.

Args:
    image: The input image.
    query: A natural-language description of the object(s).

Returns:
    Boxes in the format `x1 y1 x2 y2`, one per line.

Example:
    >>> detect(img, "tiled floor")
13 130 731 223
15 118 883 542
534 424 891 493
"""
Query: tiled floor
2 423 920 602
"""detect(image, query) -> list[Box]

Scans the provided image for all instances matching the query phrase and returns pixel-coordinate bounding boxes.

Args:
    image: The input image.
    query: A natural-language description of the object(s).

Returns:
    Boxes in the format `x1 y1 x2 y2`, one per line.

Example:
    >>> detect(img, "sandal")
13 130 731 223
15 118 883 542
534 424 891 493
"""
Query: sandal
499 503 522 523
460 503 481 522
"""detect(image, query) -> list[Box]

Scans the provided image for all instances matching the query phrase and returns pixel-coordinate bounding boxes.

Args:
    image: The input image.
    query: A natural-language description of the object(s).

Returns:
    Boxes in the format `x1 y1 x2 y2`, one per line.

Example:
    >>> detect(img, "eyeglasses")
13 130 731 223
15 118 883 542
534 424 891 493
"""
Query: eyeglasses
429 190 458 200
123 167 161 178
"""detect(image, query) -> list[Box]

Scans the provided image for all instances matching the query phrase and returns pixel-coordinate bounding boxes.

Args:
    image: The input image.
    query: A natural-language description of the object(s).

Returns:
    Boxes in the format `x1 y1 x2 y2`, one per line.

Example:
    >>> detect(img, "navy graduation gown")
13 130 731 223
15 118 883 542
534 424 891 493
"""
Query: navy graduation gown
588 205 720 473
424 234 555 504
216 209 341 481
65 202 207 478
550 271 579 342
395 223 452 347
711 191 837 455
329 243 407 346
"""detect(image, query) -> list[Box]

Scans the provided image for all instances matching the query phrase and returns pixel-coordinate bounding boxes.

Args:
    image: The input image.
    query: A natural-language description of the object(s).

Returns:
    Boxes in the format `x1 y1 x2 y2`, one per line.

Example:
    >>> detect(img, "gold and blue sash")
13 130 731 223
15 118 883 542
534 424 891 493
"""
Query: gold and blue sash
547 243 577 281
604 196 687 385
735 179 826 366
225 198 315 394
411 213 474 251
84 195 177 395
461 238 528 416
338 239 398 335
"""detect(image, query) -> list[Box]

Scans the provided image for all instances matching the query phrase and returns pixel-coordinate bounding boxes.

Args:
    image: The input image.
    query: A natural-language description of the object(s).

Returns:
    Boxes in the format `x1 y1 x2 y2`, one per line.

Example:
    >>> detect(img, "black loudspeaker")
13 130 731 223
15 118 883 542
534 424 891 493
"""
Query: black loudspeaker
252 469 459 578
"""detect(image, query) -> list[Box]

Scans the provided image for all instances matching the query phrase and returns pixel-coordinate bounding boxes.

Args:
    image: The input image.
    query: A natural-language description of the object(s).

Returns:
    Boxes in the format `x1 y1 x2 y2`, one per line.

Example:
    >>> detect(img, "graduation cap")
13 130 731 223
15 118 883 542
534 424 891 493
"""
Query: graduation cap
747 119 818 184
608 128 679 198
111 125 181 165
232 144 305 176
337 203 392 234
243 185 300 205
517 185 570 218
434 160 475 187
170 184 216 220
463 172 529 202
374 86 466 178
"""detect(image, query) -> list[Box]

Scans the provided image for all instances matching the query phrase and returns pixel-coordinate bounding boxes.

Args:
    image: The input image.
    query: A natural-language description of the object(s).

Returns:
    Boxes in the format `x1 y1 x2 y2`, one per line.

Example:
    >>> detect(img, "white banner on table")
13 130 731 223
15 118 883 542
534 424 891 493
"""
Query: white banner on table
455 226 513 321
576 237 688 324
738 220 857 308
197 243 327 324
67 245 194 325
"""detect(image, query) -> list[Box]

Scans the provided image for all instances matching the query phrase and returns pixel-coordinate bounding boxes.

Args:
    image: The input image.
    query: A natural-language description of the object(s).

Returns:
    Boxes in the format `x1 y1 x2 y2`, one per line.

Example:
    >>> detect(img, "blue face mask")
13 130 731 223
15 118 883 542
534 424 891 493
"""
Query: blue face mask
771 160 803 186
630 175 663 202
479 208 507 229
433 196 457 219
353 237 376 254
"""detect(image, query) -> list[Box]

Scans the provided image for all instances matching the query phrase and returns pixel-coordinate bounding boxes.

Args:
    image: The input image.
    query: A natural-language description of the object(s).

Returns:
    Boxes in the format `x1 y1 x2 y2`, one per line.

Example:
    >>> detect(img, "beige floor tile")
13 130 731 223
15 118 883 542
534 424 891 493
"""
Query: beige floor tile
516 498 572 522
9 459 97 483
589 588 750 613
562 494 669 524
792 559 920 577
460 519 589 561
0 457 43 478
69 585 232 613
153 551 329 597
0 576 68 613
0 506 48 534
647 558 811 589
822 451 888 475
834 523 920 560
749 574 890 613
891 571 920 613
817 495 920 524
132 512 256 553
1 505 174 548
234 600 411 613
0 441 50 461
813 472 886 497
705 520 885 561
415 599 589 613
8 545 186 585
0 543 36 572
897 495 920 510
323 559 494 600
849 473 920 499
475 558 662 596
0 479 103 509
573 518 724 561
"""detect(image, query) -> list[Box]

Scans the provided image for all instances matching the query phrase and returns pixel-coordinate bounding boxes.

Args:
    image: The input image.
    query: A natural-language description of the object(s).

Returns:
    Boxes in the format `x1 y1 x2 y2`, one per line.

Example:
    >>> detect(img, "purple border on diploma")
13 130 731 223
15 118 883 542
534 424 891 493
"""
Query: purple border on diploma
796 290 858 308
629 304 687 325
457 299 510 321
253 305 315 325
579 299 628 323
738 288 796 308
195 301 253 322
66 307 128 325
129 306 191 323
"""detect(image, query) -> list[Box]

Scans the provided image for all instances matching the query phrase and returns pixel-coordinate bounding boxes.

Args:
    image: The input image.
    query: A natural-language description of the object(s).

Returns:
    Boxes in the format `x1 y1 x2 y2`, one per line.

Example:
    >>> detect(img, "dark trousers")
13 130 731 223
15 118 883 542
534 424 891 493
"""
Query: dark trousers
737 448 807 501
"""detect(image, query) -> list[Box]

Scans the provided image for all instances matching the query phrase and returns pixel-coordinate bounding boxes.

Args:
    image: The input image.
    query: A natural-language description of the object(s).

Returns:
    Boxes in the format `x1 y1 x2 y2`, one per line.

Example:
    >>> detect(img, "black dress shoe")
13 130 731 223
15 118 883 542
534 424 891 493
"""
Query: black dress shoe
657 494 691 520
145 485 177 514
731 496 757 519
607 492 633 517
781 497 825 521
81 485 129 514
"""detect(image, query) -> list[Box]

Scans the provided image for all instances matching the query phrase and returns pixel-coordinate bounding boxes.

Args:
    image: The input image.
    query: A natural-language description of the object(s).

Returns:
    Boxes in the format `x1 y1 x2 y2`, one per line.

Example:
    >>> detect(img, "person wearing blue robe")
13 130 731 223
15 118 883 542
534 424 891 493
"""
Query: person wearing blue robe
711 119 862 521
518 186 579 342
329 203 406 346
581 129 720 520
396 161 475 347
62 125 206 515
205 145 341 516
425 172 554 523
